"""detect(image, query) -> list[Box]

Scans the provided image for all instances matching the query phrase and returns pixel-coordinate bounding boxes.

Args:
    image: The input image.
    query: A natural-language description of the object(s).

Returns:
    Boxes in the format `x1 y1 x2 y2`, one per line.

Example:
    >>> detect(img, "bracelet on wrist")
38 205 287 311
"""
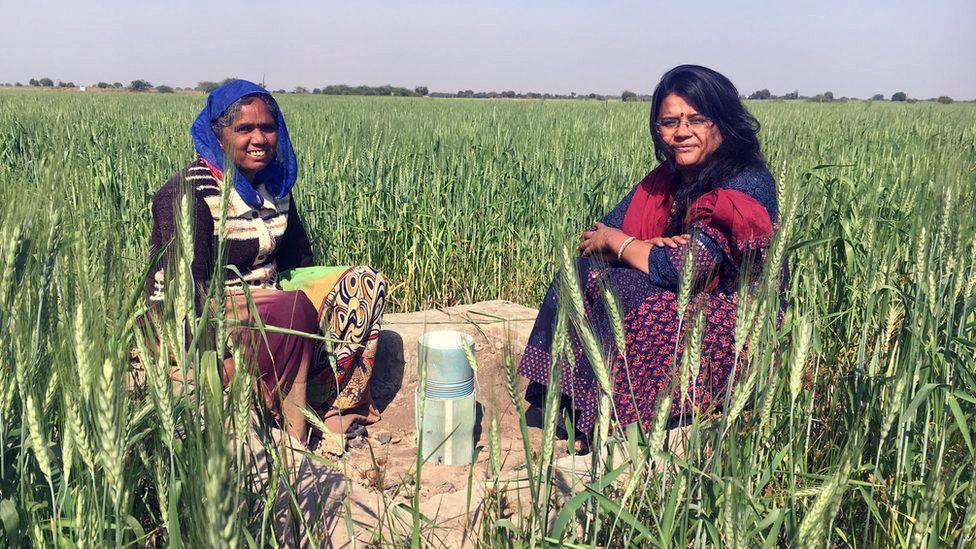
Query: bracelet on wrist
617 236 637 261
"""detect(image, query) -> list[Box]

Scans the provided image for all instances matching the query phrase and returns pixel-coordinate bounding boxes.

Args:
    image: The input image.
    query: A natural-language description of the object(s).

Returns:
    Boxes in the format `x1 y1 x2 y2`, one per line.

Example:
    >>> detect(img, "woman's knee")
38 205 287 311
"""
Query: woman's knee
290 291 319 333
344 265 387 299
366 266 387 295
260 290 318 333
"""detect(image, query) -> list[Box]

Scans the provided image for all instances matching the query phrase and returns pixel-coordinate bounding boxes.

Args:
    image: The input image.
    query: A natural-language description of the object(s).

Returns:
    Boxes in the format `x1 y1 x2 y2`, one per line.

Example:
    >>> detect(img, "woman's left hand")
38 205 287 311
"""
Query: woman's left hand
578 222 624 259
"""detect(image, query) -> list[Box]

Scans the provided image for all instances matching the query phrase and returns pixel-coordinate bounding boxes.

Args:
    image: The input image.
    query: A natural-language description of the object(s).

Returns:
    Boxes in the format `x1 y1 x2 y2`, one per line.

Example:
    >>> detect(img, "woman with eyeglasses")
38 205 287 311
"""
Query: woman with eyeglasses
519 65 783 452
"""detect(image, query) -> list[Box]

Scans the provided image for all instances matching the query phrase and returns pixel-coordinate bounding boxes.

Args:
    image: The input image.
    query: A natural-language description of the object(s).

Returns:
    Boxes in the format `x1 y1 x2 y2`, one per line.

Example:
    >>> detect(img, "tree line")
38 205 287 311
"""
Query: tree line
8 77 963 104
745 88 956 104
14 76 638 100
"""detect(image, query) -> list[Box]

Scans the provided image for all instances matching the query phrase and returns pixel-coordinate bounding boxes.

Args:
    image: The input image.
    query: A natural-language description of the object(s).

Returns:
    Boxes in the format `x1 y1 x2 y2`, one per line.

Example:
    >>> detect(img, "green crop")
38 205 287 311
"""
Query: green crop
0 90 974 546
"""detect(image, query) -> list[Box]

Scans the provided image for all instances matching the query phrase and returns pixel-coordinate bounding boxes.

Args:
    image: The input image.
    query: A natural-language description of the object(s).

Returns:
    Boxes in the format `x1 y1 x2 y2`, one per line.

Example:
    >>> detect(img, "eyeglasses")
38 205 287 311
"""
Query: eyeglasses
655 115 713 133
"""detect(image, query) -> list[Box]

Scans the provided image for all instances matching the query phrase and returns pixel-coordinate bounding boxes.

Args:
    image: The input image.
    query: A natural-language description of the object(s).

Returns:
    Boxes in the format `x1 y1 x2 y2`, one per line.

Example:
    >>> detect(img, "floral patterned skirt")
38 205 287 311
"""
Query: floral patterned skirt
518 257 740 435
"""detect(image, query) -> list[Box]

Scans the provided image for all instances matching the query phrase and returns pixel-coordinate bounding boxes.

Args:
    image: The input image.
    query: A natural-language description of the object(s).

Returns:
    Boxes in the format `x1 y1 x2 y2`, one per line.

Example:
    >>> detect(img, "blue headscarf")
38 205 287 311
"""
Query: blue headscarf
190 80 297 208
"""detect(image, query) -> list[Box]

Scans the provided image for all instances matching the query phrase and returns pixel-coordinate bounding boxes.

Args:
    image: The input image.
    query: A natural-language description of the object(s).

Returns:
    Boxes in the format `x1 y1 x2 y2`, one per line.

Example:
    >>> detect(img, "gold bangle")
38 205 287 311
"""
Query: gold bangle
617 236 637 261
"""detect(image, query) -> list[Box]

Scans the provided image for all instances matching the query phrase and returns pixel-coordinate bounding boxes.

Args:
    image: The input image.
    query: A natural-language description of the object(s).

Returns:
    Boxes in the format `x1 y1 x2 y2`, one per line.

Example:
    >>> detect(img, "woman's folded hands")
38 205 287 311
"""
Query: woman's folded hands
578 221 690 260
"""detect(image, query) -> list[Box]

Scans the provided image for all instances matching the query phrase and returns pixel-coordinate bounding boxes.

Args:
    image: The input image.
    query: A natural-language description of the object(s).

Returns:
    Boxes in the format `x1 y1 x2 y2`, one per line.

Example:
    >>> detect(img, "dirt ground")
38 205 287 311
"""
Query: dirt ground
270 300 588 547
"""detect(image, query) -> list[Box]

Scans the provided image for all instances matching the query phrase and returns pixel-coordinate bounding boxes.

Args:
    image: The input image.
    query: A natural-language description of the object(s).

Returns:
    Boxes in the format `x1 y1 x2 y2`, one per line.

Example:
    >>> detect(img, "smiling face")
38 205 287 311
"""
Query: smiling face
657 93 723 174
218 99 279 181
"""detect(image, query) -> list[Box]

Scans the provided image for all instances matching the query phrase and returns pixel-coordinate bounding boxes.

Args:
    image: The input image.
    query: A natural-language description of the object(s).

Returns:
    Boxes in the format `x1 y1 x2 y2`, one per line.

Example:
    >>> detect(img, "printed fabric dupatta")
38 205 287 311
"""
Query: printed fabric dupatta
619 164 774 253
621 165 676 240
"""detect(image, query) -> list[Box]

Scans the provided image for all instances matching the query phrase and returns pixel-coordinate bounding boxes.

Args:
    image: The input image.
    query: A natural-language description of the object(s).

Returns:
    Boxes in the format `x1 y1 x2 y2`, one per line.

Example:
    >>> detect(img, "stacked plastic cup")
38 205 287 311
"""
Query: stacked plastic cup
415 330 476 465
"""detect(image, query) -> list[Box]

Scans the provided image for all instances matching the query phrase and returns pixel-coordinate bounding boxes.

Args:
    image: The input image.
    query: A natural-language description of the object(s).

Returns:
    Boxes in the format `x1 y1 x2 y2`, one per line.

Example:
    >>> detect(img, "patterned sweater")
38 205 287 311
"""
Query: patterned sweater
146 158 314 305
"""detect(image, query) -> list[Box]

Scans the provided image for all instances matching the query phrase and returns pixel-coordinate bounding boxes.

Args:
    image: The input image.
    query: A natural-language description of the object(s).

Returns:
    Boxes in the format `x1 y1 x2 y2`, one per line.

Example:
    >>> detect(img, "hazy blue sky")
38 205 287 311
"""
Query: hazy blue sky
3 0 974 99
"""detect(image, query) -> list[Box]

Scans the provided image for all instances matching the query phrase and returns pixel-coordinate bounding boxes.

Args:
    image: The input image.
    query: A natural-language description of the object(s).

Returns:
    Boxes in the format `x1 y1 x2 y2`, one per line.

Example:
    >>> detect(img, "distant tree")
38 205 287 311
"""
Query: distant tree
824 91 835 102
196 81 219 92
312 88 321 94
891 91 907 102
621 90 637 102
96 82 111 89
782 90 799 100
414 86 429 97
112 82 123 88
748 89 772 100
129 79 153 92
29 78 39 86
293 86 309 94
871 93 884 101
156 85 174 93
57 81 76 88
39 77 54 87
14 82 22 87
218 77 238 87
273 89 286 94
937 95 953 104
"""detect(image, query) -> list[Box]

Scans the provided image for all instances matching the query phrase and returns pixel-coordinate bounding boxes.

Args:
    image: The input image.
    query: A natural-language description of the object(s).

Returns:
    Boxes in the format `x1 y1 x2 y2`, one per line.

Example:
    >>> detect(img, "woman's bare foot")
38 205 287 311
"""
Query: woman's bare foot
569 437 590 455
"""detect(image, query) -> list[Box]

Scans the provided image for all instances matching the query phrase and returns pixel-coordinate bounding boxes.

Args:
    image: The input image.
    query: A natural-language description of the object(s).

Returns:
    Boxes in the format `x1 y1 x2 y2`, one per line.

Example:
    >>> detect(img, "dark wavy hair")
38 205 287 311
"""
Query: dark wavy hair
649 65 765 234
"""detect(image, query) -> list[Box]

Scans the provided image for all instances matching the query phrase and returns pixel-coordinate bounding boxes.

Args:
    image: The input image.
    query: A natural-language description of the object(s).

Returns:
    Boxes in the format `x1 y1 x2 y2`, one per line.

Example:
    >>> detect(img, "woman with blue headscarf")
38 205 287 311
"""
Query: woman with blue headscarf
146 80 386 454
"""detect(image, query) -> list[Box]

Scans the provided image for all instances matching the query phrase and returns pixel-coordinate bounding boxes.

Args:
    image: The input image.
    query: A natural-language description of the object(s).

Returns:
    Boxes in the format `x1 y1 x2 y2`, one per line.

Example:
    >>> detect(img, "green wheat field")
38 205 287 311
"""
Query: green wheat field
0 90 974 546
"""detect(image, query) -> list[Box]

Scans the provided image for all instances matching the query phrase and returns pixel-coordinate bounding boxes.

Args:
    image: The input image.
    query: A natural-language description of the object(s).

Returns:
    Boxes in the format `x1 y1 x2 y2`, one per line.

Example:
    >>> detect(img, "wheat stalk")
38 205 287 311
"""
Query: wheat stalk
680 311 704 406
725 366 759 427
879 300 903 366
489 414 501 479
95 358 123 498
65 391 94 471
965 238 976 301
136 333 176 448
796 449 854 546
0 223 23 310
789 317 812 403
646 388 673 459
960 474 976 547
757 363 779 441
601 284 627 355
25 393 54 483
60 409 75 486
43 368 58 410
909 478 940 548
539 321 565 474
74 302 94 401
676 246 695 320
720 479 743 549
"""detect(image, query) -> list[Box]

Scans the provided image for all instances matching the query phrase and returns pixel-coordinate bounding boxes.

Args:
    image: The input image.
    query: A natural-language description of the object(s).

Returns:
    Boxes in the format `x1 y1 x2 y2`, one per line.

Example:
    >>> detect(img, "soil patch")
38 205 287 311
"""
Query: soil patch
275 300 581 547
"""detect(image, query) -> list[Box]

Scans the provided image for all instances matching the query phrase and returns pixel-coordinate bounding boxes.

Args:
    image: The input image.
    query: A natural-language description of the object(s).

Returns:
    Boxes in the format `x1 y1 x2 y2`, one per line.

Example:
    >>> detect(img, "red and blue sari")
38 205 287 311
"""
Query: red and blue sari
519 163 783 434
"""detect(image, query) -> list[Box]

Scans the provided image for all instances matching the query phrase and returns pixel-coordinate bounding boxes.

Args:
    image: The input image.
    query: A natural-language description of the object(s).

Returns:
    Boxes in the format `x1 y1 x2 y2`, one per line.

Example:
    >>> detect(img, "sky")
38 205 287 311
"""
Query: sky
3 0 975 100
